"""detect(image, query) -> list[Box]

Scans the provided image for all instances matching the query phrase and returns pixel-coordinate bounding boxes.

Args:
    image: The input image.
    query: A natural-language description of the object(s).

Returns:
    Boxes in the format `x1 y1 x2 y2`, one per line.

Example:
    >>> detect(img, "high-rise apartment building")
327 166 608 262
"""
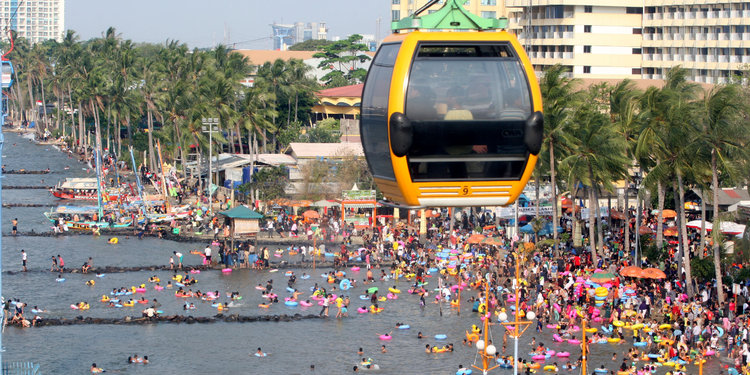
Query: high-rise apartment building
0 0 64 44
507 1 750 84
506 1 644 79
642 2 750 83
391 0 506 24
271 22 328 50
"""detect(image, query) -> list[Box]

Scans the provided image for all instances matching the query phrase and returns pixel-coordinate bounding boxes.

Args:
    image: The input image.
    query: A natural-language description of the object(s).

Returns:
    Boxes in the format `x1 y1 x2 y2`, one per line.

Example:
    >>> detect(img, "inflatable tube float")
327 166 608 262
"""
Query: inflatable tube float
435 334 447 340
379 334 392 340
284 300 298 306
221 268 232 273
398 324 410 330
556 352 570 357
357 307 368 314
299 300 313 307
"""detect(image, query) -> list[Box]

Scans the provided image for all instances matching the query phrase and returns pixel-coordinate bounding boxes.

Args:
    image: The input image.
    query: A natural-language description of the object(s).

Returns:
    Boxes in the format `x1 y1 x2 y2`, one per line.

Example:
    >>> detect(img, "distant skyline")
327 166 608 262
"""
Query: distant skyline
65 1 392 49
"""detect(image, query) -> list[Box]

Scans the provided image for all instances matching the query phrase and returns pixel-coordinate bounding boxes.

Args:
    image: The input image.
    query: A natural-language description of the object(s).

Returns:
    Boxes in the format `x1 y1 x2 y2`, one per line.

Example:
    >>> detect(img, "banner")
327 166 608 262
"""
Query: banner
496 206 610 219
496 206 553 218
342 190 375 200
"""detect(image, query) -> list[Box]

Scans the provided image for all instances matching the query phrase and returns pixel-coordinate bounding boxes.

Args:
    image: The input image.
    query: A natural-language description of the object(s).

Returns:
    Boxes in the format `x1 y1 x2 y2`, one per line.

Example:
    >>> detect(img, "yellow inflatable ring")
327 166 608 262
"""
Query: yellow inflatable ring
108 237 118 244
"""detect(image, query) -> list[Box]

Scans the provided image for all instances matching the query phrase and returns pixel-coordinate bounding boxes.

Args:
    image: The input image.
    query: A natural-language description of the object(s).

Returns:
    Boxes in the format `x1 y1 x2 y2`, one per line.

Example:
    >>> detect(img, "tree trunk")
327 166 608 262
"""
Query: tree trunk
77 102 85 157
26 72 35 125
294 93 299 123
571 178 580 248
116 112 122 159
40 78 49 130
677 171 694 297
67 85 76 145
147 108 156 171
550 142 559 254
588 187 598 265
700 188 707 259
624 175 630 264
656 181 665 251
712 151 725 304
674 177 694 297
236 123 244 154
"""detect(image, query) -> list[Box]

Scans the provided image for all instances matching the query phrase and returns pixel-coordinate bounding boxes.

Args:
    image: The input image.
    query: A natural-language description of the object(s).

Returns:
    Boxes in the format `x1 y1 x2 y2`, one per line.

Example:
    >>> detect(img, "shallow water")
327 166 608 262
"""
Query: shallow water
0 131 724 374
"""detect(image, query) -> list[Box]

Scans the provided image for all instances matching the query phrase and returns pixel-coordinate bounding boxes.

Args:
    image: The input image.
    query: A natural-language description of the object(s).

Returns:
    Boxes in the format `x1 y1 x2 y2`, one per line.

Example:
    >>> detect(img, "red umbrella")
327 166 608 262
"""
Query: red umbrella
639 226 654 235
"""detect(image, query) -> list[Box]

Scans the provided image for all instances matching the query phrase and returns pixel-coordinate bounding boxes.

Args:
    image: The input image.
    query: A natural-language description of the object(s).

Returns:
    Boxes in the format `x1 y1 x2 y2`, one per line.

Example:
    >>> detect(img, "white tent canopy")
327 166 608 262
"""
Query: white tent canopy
686 220 746 235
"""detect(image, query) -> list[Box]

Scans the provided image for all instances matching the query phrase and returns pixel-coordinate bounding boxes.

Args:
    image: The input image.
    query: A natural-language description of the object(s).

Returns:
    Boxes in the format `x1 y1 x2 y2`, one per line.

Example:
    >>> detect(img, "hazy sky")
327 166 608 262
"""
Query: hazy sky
65 1 392 49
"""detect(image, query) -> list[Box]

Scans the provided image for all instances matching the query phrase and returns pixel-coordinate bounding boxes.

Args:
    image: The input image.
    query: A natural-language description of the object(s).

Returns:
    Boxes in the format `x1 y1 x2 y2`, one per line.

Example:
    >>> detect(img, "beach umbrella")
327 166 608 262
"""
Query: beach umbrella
663 227 678 237
466 234 486 244
639 268 667 279
619 266 643 277
638 226 653 235
302 210 320 219
661 209 677 219
590 272 616 283
481 236 505 245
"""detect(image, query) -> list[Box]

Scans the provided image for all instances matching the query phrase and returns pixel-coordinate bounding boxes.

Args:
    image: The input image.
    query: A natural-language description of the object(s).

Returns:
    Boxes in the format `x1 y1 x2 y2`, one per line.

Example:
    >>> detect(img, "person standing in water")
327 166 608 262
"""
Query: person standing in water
21 250 27 272
11 218 18 235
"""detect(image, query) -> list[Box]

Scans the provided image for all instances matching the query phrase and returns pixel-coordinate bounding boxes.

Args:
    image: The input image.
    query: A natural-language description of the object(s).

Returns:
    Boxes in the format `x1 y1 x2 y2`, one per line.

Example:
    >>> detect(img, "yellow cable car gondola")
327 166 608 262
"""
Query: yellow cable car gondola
360 0 543 207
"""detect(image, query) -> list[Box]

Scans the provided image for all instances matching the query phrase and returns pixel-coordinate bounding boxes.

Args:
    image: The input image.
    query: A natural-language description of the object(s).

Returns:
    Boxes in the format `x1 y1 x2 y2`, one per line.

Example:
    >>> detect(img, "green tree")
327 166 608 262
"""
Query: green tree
241 166 289 201
289 39 333 51
306 118 340 143
695 83 749 303
313 34 371 87
540 64 580 254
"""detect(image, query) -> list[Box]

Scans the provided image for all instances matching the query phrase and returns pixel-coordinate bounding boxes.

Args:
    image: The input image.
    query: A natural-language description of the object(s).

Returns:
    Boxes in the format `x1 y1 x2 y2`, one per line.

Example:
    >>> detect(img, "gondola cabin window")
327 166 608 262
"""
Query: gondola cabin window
360 43 401 181
404 43 532 181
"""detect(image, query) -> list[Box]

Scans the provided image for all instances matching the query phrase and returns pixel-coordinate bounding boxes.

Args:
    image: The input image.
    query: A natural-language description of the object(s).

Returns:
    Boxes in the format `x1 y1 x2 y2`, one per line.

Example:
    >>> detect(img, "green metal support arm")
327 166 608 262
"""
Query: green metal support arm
392 0 508 32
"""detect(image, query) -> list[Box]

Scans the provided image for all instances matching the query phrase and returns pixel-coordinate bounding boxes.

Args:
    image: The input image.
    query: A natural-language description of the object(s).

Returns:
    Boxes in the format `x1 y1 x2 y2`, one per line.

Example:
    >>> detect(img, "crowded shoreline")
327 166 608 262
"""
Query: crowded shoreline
2 129 745 375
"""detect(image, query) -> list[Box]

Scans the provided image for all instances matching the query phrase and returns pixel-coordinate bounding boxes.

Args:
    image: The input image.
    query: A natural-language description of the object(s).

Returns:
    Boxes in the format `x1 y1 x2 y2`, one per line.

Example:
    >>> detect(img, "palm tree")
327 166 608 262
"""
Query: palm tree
540 64 580 254
638 66 700 296
140 59 165 171
609 79 642 262
695 83 749 303
561 85 628 264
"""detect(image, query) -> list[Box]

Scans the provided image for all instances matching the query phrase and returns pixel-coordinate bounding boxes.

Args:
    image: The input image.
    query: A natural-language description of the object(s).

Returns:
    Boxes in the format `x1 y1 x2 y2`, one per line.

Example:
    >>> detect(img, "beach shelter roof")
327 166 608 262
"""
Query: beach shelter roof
219 205 264 219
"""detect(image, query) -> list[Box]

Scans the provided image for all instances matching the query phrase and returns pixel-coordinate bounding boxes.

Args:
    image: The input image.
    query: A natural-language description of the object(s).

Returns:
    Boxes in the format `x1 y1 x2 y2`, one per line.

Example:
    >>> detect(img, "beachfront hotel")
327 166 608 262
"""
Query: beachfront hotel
505 1 750 84
0 0 64 44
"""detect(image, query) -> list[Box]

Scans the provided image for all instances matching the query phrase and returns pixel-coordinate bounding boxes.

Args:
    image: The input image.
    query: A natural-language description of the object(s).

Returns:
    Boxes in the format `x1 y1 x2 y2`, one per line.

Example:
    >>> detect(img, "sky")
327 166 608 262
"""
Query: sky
65 0 392 49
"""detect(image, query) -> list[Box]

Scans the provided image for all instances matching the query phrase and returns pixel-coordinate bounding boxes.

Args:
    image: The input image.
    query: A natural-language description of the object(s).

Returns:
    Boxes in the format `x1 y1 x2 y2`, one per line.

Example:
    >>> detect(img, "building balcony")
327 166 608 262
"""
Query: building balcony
730 55 741 63
743 56 750 63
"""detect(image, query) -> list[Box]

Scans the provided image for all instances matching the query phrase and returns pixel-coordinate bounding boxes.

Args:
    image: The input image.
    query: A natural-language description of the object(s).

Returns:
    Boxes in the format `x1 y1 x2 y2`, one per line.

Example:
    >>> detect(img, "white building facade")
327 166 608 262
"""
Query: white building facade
0 0 64 44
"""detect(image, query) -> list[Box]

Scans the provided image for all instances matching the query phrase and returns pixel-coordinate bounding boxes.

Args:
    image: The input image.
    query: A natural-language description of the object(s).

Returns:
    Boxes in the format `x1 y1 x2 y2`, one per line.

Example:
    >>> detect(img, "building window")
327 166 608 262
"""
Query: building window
632 48 642 54
583 66 591 73
481 0 497 5
633 28 642 35
584 25 592 33
584 5 593 13
392 0 400 3
583 45 591 53
632 68 642 75
392 10 400 21
481 11 496 19
626 7 643 14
